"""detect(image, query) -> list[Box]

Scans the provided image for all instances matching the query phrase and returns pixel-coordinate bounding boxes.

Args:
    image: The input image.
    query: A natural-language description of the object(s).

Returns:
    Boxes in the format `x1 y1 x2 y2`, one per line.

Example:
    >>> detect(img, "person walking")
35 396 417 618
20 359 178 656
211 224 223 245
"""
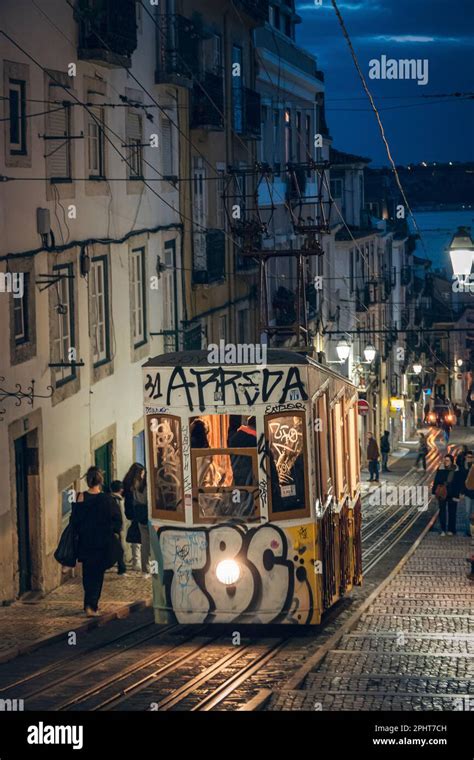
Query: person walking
456 445 469 471
380 430 390 473
71 467 122 616
441 418 451 445
367 432 380 483
432 454 461 536
111 480 127 575
463 407 469 427
461 450 474 537
415 433 429 471
123 463 151 577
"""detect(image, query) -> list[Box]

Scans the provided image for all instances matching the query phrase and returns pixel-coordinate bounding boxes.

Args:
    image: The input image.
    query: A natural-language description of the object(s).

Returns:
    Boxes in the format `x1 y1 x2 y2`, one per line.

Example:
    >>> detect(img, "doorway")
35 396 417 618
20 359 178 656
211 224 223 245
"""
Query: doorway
94 440 113 491
14 434 39 595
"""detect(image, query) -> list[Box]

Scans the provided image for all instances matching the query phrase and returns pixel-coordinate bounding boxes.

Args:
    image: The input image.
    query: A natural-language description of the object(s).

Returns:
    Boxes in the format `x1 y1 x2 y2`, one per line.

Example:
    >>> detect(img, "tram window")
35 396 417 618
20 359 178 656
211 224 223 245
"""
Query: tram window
266 412 310 519
147 414 184 520
189 414 259 522
314 392 332 505
332 401 346 500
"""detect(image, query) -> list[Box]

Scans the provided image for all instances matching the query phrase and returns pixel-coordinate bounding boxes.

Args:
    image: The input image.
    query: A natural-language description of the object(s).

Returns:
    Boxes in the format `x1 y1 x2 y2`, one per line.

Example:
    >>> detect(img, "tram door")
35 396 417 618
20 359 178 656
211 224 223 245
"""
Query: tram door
314 392 338 609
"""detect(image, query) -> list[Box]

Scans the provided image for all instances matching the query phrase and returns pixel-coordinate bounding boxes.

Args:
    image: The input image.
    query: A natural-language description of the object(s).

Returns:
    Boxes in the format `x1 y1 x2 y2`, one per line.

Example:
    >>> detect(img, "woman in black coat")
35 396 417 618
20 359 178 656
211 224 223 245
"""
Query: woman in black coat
431 454 461 536
123 463 150 576
71 466 121 616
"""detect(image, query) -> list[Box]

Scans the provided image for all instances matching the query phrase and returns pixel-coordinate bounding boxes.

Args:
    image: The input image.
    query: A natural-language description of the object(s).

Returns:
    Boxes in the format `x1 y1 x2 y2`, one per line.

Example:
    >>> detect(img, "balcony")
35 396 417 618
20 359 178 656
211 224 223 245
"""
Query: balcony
193 229 225 285
155 14 200 87
233 0 269 24
242 88 261 139
191 71 224 131
76 0 137 68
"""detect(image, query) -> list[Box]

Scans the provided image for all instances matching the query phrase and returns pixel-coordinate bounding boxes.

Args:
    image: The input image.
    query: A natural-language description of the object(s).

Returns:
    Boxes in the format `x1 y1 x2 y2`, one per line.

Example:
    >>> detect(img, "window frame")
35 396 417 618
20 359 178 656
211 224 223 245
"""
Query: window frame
130 247 147 348
52 263 76 387
90 255 110 368
8 78 27 155
266 410 310 522
191 446 260 525
313 390 333 510
13 271 29 345
87 105 105 179
126 111 143 180
147 413 185 522
46 88 72 183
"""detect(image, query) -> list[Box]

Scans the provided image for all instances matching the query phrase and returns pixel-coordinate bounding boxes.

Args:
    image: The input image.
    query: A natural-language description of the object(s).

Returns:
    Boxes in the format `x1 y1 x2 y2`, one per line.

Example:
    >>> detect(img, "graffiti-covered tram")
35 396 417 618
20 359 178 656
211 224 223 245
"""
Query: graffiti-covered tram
142 350 362 625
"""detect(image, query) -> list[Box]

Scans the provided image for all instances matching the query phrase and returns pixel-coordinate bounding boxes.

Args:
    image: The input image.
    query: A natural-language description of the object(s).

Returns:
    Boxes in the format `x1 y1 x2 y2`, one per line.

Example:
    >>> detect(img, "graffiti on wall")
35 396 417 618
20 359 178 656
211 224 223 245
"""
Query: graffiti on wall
144 366 308 412
155 522 317 624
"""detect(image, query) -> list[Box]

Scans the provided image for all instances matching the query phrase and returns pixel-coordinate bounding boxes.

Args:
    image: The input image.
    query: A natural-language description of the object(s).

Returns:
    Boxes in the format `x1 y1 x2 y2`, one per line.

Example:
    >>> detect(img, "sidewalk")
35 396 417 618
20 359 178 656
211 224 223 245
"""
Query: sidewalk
0 569 152 662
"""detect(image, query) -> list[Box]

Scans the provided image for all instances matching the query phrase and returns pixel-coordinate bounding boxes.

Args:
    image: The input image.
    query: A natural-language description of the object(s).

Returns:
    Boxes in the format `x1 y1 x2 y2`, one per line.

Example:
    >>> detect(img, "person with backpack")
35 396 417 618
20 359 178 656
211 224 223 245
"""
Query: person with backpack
380 430 390 473
431 454 462 536
415 433 429 471
461 450 474 537
71 467 122 616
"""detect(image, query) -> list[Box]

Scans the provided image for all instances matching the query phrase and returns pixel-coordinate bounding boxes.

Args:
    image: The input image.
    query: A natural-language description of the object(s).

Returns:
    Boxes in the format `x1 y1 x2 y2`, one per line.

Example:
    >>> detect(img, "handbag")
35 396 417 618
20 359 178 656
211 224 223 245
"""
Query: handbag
126 520 141 544
435 484 448 501
104 532 123 570
54 523 78 568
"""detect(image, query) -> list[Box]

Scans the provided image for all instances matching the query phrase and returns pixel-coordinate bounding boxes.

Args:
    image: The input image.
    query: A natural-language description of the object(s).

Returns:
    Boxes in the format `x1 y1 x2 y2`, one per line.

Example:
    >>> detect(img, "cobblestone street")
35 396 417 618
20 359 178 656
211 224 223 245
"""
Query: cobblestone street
268 531 473 710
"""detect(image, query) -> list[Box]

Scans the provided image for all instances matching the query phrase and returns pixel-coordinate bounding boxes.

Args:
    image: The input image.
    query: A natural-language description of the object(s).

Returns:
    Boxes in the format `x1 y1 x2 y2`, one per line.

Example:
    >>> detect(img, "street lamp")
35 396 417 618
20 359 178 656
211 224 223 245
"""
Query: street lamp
456 358 464 368
363 344 377 363
336 337 351 362
449 226 474 277
413 361 422 375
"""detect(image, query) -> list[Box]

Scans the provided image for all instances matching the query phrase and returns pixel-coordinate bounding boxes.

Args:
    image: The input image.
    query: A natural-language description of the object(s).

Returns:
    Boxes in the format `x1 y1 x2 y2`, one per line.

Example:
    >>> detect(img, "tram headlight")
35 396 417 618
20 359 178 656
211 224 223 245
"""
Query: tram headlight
216 559 240 585
428 412 437 423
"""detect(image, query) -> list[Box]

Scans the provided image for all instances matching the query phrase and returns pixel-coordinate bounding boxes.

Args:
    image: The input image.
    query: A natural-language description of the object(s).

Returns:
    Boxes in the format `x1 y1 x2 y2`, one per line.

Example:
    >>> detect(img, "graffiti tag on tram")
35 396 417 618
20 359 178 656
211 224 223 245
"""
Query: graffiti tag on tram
144 366 308 412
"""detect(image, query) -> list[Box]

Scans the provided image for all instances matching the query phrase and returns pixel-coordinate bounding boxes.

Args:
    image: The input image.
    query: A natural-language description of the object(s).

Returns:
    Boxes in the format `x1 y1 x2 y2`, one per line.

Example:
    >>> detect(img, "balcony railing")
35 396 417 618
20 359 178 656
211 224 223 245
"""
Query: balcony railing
76 0 137 68
242 88 261 139
193 229 225 284
191 70 224 131
234 0 269 23
155 14 200 86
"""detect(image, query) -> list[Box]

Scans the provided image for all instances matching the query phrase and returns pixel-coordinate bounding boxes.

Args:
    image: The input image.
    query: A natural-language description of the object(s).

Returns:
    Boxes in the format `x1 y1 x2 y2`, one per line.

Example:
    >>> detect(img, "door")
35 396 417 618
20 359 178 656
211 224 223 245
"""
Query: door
15 435 32 595
133 430 145 466
94 441 113 491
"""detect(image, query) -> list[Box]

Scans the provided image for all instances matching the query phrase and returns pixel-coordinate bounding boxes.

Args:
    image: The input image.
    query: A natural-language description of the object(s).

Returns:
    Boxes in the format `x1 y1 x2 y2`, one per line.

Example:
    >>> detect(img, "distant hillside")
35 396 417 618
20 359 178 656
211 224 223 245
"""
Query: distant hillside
366 163 474 208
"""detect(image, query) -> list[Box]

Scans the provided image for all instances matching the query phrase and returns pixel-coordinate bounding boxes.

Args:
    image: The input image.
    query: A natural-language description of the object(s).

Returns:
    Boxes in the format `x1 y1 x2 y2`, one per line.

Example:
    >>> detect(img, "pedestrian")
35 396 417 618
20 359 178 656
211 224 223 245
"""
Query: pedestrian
380 430 390 472
461 451 474 537
463 407 469 427
71 467 122 616
456 444 469 471
110 480 127 575
453 403 462 426
415 433 429 471
366 432 380 483
441 418 451 445
423 402 430 425
431 454 461 536
123 463 151 578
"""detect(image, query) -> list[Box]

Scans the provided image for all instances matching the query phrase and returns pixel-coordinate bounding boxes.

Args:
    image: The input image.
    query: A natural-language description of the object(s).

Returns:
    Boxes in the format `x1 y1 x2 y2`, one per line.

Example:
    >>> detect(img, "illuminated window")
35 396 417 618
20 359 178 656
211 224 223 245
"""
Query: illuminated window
331 400 347 500
314 391 333 507
147 414 185 520
266 411 309 519
190 414 259 522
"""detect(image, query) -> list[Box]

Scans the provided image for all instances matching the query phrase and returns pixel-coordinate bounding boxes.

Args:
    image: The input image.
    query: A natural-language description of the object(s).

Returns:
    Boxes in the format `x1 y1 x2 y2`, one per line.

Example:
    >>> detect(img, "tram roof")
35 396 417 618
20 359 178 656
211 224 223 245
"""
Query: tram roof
143 350 355 385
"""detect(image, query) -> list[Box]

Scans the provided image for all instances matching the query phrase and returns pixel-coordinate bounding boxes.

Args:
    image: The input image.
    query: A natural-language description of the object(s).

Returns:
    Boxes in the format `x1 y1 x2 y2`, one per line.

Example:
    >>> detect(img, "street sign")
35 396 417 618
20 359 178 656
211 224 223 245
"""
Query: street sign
358 399 370 416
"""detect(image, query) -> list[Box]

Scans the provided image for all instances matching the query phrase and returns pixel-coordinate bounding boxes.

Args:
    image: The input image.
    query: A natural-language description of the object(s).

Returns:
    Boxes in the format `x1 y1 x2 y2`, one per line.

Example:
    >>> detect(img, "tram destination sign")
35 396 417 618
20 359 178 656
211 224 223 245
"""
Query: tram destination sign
143 365 309 412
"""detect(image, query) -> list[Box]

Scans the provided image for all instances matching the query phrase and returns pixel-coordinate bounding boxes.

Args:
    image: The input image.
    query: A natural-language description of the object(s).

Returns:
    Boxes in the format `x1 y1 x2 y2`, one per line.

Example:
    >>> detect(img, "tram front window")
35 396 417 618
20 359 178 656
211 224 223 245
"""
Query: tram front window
147 414 185 519
190 415 259 521
266 412 309 518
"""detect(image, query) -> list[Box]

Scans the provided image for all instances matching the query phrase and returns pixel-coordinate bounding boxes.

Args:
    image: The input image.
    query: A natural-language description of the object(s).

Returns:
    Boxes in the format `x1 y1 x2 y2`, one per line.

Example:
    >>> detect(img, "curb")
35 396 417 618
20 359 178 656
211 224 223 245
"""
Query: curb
0 597 152 665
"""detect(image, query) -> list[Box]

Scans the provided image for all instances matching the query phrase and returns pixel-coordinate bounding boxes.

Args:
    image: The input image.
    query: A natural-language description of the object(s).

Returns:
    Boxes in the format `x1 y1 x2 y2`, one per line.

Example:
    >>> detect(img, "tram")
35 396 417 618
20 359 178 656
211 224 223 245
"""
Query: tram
142 349 362 625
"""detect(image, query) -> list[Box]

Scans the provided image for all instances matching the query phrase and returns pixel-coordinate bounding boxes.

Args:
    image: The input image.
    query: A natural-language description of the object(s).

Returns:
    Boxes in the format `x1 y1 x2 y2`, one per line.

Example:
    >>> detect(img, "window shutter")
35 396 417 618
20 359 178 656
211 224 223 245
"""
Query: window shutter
161 119 172 175
127 111 142 141
46 101 70 179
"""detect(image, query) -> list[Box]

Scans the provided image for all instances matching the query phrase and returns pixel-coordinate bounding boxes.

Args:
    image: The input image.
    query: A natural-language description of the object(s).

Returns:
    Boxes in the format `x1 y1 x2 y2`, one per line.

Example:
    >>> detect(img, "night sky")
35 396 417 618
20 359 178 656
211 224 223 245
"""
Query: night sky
295 0 473 165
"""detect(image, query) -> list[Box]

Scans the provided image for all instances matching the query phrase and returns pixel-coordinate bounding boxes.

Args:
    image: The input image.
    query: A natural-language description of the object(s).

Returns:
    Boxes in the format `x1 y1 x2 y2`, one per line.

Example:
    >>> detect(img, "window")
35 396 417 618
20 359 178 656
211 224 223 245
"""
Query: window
330 178 343 198
273 109 280 164
190 414 259 522
46 87 71 182
87 106 105 178
193 165 207 271
52 264 75 386
218 314 227 342
8 79 27 155
215 165 226 228
305 113 311 175
126 111 143 179
314 392 332 507
130 247 146 347
237 308 249 343
161 117 173 176
284 14 292 38
331 400 346 500
349 249 355 293
232 45 243 133
284 109 292 164
163 240 177 352
90 257 110 366
269 5 280 29
266 412 309 519
295 111 301 162
13 272 29 344
147 414 185 521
